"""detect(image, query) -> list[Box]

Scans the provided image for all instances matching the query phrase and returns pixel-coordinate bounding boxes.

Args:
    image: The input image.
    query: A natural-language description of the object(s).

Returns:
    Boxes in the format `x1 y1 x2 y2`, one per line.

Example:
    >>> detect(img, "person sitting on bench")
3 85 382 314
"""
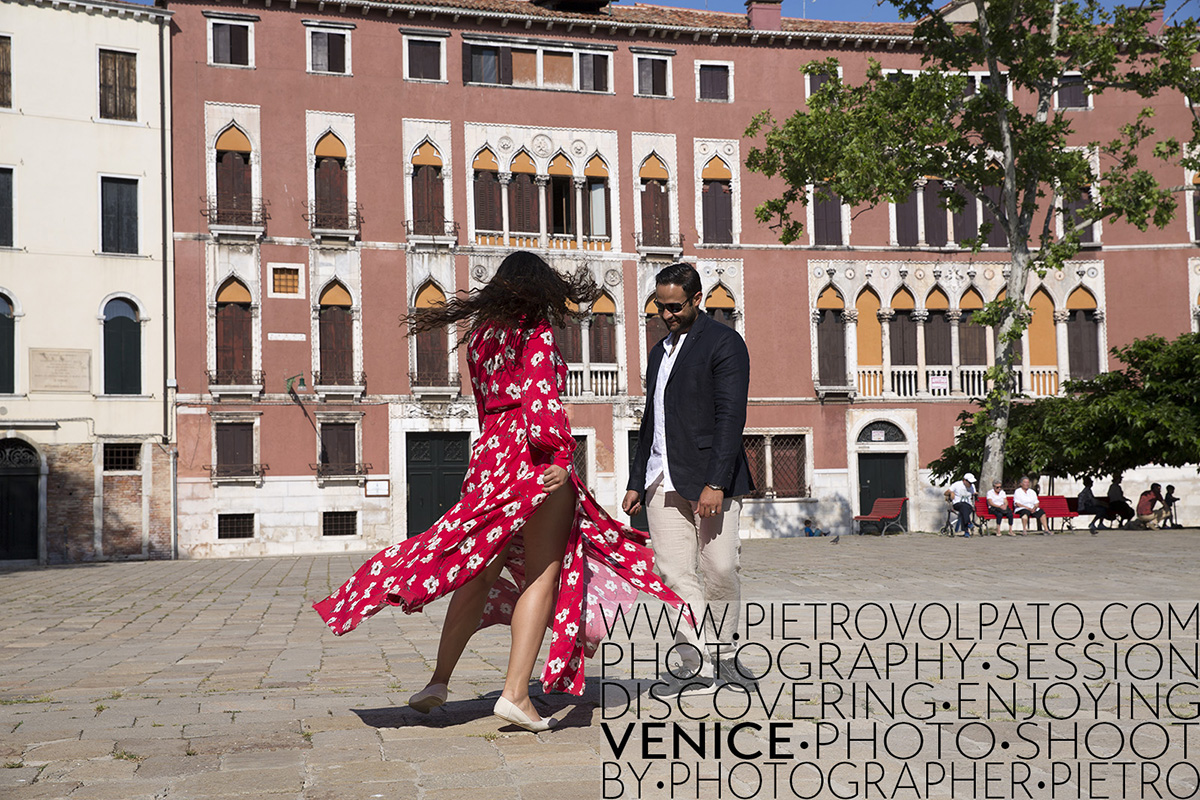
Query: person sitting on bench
1136 483 1169 530
1077 476 1109 534
1014 476 1047 534
1106 477 1136 528
986 480 1016 536
944 473 977 537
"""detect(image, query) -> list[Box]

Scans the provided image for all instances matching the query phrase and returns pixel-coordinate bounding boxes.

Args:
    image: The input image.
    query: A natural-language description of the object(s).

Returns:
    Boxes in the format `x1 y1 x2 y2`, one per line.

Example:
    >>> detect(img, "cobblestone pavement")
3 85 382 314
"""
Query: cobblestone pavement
1 530 1197 799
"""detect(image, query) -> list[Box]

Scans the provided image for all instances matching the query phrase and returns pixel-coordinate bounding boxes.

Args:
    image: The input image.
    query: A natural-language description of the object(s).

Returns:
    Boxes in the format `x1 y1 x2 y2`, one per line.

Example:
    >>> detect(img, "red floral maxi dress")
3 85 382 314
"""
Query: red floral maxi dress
313 321 685 695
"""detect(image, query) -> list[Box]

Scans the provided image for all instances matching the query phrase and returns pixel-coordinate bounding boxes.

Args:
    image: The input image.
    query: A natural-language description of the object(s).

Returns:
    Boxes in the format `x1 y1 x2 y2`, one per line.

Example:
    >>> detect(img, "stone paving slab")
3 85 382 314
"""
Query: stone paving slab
0 531 1197 799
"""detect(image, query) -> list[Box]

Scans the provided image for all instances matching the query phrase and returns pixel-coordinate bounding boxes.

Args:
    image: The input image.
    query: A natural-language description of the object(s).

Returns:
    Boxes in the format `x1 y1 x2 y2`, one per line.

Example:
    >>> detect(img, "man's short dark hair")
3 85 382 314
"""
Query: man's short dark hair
656 262 702 298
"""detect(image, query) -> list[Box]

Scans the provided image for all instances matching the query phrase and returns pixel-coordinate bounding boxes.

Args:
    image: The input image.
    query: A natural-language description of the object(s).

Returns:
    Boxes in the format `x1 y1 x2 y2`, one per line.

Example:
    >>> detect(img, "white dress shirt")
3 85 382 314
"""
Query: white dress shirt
986 488 1008 508
1013 487 1039 511
950 480 975 504
645 331 687 492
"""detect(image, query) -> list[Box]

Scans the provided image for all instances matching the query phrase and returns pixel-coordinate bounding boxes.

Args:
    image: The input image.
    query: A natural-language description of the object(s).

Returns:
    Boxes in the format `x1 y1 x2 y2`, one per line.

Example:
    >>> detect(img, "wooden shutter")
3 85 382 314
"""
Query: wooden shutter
102 178 137 254
509 174 538 234
413 165 444 233
982 185 1007 247
923 180 948 246
700 65 727 100
0 36 11 108
230 24 249 65
641 181 668 246
416 328 447 384
952 185 978 242
814 189 841 246
410 40 439 80
715 182 733 243
217 423 253 475
646 314 668 353
896 190 919 246
1067 310 1100 380
590 314 616 363
320 423 356 473
0 303 13 395
315 158 348 226
99 50 136 121
104 314 140 395
593 54 608 92
817 310 846 385
652 59 667 96
0 168 11 247
1064 190 1094 243
462 42 473 83
216 303 251 381
327 32 346 73
809 72 829 95
498 46 513 85
213 24 231 63
319 306 353 382
552 319 582 363
959 310 988 366
216 151 251 217
1058 77 1086 108
890 311 917 366
637 58 652 94
311 32 329 72
925 311 952 365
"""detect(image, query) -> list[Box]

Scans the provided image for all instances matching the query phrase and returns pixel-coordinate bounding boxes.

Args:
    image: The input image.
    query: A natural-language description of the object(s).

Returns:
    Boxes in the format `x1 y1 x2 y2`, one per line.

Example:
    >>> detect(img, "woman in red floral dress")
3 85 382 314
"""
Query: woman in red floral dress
313 251 684 732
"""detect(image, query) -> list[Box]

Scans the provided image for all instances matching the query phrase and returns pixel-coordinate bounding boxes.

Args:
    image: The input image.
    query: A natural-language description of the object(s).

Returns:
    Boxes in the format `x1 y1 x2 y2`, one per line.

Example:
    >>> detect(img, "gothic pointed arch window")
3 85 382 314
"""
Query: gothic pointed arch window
701 157 733 244
508 150 540 235
705 284 736 328
815 286 846 386
214 278 254 385
0 293 13 394
103 298 140 395
313 132 349 229
413 282 449 386
583 155 611 241
639 154 670 247
548 153 575 237
214 125 253 225
925 287 951 366
645 295 668 355
590 292 617 364
958 288 987 366
473 147 501 234
889 288 917 366
1028 287 1058 394
1066 287 1100 380
552 300 583 364
317 282 354 385
411 141 445 235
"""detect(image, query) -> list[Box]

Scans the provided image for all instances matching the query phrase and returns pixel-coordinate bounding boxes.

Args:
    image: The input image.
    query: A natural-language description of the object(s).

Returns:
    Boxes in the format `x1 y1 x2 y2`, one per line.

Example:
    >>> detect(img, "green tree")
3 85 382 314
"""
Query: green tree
746 0 1199 490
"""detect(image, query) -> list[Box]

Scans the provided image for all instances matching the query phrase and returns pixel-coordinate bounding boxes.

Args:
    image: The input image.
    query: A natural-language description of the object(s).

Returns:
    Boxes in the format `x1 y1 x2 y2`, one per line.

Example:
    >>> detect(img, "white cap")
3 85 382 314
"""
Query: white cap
964 473 976 483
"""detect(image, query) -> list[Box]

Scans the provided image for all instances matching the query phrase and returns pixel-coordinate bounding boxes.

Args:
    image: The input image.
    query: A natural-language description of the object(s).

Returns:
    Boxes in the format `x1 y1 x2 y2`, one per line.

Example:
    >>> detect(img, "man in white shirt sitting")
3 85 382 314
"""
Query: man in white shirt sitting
945 473 977 537
1013 475 1047 534
986 480 1016 536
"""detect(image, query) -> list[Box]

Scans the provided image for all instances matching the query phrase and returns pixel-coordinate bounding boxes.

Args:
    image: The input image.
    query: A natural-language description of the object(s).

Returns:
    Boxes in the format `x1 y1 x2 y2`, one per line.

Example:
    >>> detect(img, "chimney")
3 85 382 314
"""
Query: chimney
1147 7 1165 36
746 0 782 31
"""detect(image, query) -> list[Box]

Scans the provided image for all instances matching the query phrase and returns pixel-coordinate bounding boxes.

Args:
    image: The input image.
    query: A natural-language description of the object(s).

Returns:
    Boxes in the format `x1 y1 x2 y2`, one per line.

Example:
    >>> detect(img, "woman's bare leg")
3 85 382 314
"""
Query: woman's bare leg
499 483 576 721
426 544 510 688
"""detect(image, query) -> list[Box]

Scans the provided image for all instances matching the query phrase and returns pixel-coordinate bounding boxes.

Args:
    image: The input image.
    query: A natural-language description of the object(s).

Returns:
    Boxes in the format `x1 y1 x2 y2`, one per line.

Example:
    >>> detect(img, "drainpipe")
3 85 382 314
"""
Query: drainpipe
159 13 171 446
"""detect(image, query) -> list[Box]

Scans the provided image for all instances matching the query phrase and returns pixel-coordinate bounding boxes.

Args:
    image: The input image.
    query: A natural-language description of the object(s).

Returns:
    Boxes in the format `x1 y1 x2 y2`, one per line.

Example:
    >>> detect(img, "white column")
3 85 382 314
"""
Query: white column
915 178 927 247
842 309 859 392
763 434 775 497
1054 309 1071 392
912 309 929 394
574 177 586 249
580 316 593 394
947 309 962 394
536 175 550 249
498 172 512 246
878 308 894 397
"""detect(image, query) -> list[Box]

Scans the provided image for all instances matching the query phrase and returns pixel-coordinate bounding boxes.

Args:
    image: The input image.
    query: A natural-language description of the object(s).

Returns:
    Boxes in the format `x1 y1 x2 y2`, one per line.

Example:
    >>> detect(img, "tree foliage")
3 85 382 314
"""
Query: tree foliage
745 0 1200 491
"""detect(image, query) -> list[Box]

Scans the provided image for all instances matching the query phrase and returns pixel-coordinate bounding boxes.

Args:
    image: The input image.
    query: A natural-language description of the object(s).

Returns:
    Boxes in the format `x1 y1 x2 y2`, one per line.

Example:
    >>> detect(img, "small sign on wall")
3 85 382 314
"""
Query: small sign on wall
29 349 91 392
365 479 390 497
871 429 886 442
929 375 950 392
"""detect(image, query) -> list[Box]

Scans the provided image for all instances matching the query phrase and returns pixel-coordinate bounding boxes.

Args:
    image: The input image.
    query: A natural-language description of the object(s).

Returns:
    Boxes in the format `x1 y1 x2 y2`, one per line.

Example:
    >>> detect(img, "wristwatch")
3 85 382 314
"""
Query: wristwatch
706 483 725 492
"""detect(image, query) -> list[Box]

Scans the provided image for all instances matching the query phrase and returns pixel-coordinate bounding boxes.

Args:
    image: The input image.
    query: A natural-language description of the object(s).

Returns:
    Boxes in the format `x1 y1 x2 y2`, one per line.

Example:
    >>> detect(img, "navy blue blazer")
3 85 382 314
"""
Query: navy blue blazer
628 311 754 502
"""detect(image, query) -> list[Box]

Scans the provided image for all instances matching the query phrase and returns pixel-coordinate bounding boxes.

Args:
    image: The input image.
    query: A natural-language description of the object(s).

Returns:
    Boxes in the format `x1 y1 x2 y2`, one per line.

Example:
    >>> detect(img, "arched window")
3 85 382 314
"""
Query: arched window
548 154 575 237
1066 287 1100 380
701 157 733 244
214 278 253 385
104 298 140 395
1027 287 1058 394
214 126 252 225
889 288 917 366
0 294 14 394
645 296 668 354
473 148 501 234
705 284 736 328
639 154 670 247
815 286 845 386
552 300 582 363
413 282 448 386
590 292 617 364
856 288 882 366
923 179 948 247
411 142 445 235
508 151 539 235
925 287 951 366
317 282 353 385
583 155 610 240
958 288 987 366
313 132 349 229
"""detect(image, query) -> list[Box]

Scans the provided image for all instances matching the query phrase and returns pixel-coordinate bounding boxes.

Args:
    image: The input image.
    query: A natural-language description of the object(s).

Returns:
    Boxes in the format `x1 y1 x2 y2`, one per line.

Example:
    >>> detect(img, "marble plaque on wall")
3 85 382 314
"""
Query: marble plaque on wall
30 349 92 392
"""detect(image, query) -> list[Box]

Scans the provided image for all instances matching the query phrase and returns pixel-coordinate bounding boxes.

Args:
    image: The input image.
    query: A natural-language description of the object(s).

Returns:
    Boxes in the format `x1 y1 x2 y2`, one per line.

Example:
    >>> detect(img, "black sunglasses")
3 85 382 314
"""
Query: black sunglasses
652 298 693 315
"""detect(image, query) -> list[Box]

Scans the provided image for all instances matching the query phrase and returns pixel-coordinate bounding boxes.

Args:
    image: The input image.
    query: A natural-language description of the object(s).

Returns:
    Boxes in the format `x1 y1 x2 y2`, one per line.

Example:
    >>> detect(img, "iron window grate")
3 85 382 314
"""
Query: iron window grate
217 513 255 539
103 443 141 472
323 511 357 536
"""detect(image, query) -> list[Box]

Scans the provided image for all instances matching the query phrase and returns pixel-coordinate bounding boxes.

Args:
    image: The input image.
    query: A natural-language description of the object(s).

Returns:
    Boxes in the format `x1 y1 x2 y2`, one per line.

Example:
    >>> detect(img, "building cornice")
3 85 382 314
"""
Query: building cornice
20 0 172 20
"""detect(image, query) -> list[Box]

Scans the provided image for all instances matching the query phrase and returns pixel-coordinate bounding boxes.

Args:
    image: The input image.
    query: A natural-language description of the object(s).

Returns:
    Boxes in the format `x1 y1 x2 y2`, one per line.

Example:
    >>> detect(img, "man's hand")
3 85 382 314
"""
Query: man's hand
697 486 724 519
622 490 643 516
542 465 569 493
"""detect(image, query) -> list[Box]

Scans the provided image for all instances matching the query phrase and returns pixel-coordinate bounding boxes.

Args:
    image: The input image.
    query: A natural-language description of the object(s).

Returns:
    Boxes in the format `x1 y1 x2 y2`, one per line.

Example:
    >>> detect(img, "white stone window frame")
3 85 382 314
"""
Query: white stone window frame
575 50 615 95
314 409 366 486
303 20 354 77
205 103 264 229
804 64 843 102
205 14 256 70
305 111 357 230
404 132 454 238
1 163 17 250
209 409 262 486
214 511 259 542
964 70 1015 102
0 33 14 113
631 50 674 99
630 132 678 247
742 427 816 500
207 262 264 385
100 440 146 476
888 177 958 249
1185 159 1199 243
267 262 307 300
401 33 449 84
309 258 365 391
1053 146 1102 246
1053 70 1093 111
96 291 151 398
407 276 456 389
805 182 851 247
96 172 143 257
460 35 615 94
695 60 734 104
0 284 24 396
694 139 741 247
1188 257 1200 334
95 44 140 127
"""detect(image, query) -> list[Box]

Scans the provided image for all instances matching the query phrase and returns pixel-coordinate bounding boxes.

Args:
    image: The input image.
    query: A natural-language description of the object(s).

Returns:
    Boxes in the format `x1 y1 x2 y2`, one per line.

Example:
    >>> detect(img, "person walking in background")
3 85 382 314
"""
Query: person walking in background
986 480 1016 536
1136 483 1169 529
945 473 978 537
622 262 753 695
1013 475 1047 534
1106 477 1136 528
313 252 684 733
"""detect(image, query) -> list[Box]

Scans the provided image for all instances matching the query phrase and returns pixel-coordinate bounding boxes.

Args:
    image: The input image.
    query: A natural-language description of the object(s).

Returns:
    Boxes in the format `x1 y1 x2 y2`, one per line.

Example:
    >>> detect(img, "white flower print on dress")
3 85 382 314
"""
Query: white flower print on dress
370 561 383 576
467 553 484 570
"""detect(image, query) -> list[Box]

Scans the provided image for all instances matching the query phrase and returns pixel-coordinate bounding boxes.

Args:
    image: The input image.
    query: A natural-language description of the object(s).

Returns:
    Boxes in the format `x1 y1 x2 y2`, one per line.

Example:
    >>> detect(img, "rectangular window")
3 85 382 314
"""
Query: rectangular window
0 167 11 248
579 53 608 92
1066 310 1100 380
1057 74 1088 109
702 180 733 244
311 30 347 74
636 57 669 97
217 513 255 539
100 177 138 254
319 422 357 475
550 176 574 236
103 443 141 472
215 423 254 476
272 266 300 295
322 510 357 536
98 49 136 121
698 64 730 101
981 184 1007 247
742 434 807 498
925 311 952 365
511 47 538 86
572 435 589 485
816 310 846 385
465 44 507 85
951 184 978 243
212 22 251 67
1062 188 1095 243
923 180 948 247
542 50 574 88
584 179 609 238
407 39 442 81
808 71 831 97
959 311 988 366
896 190 919 247
812 187 843 246
0 36 10 108
890 312 918 366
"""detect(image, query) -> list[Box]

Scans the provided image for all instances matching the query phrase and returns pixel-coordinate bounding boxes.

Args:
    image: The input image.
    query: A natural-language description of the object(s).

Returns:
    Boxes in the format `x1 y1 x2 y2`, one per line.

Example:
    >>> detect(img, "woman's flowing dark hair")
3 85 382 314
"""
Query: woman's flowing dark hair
403 251 600 343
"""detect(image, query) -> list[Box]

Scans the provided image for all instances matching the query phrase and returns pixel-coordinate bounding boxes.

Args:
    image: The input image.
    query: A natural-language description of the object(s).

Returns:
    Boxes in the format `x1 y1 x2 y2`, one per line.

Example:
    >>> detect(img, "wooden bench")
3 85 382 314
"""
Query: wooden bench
854 497 908 535
974 496 1012 533
1040 495 1078 531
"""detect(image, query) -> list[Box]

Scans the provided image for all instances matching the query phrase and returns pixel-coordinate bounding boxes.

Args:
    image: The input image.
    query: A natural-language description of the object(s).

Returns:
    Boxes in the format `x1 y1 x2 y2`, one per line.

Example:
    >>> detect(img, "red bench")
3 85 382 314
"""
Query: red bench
854 497 908 535
974 496 1009 533
1040 495 1078 531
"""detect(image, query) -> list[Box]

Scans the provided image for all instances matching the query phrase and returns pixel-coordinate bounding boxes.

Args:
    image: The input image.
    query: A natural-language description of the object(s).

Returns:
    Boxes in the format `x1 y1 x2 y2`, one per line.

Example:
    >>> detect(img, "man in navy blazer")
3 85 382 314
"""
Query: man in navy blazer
622 263 753 694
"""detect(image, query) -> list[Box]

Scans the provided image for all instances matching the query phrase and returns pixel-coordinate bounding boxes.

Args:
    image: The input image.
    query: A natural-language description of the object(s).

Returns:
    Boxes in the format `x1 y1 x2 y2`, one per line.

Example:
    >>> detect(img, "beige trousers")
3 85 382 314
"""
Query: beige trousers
1137 507 1168 529
645 478 742 679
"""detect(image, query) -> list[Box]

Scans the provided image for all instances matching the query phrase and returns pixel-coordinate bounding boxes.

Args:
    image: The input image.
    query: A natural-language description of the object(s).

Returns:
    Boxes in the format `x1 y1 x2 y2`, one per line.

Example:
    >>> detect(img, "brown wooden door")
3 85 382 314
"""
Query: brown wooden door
319 306 353 383
215 302 252 383
413 165 444 234
314 158 348 227
216 151 251 221
817 310 846 385
641 181 669 246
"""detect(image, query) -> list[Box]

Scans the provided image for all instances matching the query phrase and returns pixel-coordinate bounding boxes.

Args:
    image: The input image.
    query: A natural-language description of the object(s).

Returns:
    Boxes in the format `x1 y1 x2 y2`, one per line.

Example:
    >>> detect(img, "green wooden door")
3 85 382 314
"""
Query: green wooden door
406 433 471 538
